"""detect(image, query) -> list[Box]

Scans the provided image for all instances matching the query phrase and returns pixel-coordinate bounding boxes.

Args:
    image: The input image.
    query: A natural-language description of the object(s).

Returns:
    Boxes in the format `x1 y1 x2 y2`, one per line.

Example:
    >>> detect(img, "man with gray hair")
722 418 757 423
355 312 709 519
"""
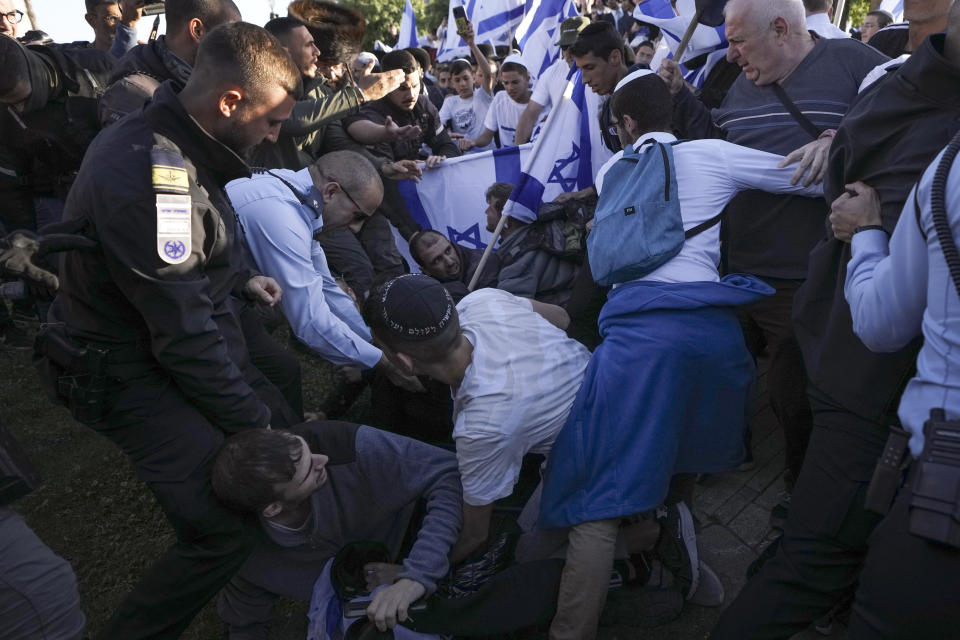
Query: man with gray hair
660 0 886 533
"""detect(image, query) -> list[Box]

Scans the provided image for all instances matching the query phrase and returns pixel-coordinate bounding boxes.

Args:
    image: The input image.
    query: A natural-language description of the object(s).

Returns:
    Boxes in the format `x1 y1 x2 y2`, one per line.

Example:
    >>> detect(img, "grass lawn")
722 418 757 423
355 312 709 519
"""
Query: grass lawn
1 325 355 638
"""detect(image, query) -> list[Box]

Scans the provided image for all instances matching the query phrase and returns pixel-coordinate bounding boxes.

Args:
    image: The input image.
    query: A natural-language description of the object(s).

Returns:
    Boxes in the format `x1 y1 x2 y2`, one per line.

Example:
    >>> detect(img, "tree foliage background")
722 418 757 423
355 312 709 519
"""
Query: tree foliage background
341 0 449 50
847 0 871 28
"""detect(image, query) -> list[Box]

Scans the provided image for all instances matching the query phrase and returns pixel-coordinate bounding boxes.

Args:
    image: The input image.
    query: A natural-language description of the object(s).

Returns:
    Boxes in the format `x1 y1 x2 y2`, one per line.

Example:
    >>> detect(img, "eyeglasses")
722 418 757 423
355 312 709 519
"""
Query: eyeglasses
2 10 23 23
338 183 373 221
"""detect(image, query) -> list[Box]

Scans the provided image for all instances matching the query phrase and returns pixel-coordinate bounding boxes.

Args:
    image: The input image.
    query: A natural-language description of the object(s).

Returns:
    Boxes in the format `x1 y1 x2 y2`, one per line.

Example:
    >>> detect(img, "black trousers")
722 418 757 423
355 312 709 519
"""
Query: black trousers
408 559 563 636
737 277 813 488
710 391 887 640
92 364 292 640
238 303 304 420
846 469 960 639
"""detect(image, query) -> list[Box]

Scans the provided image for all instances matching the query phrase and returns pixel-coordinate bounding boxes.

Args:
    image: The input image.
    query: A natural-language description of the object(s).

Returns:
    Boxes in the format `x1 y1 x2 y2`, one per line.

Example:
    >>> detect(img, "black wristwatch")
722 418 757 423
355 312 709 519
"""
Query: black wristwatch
853 224 887 236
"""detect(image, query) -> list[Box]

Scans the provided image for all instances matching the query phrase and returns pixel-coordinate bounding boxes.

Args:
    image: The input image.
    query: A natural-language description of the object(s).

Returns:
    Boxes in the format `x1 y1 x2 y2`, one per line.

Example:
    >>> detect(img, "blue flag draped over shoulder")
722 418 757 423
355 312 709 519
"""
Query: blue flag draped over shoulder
502 68 611 223
398 0 419 49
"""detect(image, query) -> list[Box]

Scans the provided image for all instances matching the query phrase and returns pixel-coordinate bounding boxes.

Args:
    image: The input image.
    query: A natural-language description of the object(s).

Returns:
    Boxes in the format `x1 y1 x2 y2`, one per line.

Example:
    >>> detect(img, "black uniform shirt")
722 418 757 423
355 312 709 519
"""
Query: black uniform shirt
54 81 271 432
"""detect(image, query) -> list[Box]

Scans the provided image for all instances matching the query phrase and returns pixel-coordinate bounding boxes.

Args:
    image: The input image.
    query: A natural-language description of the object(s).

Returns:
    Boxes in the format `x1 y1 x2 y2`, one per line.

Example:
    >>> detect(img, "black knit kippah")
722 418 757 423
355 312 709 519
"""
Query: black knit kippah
378 274 455 341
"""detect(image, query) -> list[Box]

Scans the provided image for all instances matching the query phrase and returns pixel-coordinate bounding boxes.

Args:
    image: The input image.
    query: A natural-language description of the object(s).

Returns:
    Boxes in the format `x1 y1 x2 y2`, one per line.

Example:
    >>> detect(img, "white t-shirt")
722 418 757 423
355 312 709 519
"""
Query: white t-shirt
439 89 494 152
530 58 572 111
452 289 591 506
483 90 549 147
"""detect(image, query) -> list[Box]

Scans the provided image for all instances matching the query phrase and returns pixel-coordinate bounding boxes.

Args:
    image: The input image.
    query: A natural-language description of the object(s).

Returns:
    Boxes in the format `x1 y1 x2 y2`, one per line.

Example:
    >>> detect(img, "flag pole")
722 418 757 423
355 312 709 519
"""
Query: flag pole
673 5 705 61
467 213 509 291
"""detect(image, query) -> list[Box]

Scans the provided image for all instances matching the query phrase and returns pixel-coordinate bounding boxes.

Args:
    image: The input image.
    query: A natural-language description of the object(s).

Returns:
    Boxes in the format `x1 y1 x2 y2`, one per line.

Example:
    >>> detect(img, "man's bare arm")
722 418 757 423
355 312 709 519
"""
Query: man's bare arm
449 503 493 564
531 299 570 330
515 101 544 145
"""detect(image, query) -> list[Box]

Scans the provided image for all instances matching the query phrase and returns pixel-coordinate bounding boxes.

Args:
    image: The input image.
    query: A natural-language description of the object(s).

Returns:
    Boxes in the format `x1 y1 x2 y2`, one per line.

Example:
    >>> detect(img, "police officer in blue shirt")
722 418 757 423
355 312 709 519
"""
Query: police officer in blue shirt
44 23 302 639
227 151 424 392
824 133 960 637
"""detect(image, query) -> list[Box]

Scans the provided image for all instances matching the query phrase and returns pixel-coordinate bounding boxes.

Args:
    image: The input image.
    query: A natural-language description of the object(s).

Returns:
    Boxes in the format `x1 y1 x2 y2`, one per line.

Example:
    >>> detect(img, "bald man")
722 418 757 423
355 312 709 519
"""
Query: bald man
226 150 422 391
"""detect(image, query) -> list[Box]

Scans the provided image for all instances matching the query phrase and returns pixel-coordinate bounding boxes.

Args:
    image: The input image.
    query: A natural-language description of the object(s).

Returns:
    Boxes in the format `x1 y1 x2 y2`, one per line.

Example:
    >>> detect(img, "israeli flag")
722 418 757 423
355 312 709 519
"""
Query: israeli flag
397 145 533 256
514 0 580 78
633 0 727 64
878 0 904 22
398 0 419 49
437 0 526 61
503 67 612 223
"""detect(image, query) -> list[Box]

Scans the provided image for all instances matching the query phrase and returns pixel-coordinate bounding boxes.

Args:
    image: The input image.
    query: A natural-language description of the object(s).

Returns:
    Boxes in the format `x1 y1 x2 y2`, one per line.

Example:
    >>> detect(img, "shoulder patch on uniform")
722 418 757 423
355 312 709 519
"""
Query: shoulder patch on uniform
156 194 192 265
150 147 190 195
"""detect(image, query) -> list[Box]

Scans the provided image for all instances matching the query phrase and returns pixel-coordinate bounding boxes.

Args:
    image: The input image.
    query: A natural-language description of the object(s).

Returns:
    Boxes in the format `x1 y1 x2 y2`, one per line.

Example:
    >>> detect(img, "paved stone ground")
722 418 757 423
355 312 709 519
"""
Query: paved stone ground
596 365 846 640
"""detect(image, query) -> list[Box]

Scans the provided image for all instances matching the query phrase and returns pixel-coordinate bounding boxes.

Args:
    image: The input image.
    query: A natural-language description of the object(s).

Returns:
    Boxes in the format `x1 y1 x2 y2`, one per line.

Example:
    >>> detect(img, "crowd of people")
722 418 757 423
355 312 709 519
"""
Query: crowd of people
1 0 959 638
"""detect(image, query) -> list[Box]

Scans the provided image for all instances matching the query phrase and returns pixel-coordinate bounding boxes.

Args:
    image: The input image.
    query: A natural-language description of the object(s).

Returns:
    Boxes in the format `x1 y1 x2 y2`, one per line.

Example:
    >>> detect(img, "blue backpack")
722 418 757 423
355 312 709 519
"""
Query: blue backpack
587 139 721 286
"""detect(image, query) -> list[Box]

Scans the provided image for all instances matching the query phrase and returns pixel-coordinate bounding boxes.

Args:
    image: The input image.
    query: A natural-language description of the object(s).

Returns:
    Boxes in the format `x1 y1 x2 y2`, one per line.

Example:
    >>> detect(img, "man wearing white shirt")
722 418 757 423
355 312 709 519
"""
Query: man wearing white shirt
803 0 848 39
461 55 548 149
226 151 421 390
439 21 496 153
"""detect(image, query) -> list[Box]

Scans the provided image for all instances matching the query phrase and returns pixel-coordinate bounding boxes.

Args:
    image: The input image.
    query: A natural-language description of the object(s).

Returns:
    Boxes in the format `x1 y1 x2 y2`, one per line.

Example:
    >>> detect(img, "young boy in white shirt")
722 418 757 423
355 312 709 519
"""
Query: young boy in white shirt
439 20 496 153
461 55 549 149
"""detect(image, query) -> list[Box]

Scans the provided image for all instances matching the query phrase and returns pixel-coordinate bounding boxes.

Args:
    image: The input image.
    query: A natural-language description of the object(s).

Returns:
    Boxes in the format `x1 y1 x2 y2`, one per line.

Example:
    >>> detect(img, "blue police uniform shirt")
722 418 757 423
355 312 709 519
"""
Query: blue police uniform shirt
227 168 383 368
846 145 960 456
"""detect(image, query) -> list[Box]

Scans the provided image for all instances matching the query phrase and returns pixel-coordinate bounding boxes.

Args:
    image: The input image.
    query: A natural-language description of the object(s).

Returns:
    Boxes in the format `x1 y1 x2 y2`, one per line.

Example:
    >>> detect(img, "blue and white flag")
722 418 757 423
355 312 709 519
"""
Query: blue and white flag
398 145 533 256
437 0 526 61
398 0 419 49
878 0 904 22
503 68 611 222
633 0 727 64
514 0 579 79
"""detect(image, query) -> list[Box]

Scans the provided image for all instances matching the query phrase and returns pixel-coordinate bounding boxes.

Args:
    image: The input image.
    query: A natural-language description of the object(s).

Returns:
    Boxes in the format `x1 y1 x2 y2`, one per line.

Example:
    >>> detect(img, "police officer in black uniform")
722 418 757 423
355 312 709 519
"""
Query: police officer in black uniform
44 23 302 639
0 33 114 232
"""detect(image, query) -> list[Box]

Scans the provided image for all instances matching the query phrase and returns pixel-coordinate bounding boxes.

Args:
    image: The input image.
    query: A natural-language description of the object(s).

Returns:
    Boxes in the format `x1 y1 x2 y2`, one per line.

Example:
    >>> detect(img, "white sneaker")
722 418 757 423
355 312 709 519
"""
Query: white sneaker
688 560 725 607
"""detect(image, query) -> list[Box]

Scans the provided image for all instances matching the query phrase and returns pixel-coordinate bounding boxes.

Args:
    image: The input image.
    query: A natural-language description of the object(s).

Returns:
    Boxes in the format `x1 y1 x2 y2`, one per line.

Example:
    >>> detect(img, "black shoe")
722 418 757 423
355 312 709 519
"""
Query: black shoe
654 501 700 599
746 535 781 579
769 491 791 531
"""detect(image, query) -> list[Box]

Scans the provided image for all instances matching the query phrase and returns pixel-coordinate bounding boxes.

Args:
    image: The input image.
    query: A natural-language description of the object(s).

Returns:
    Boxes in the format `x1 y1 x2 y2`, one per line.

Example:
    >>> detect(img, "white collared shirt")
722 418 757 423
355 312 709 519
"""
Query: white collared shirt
595 131 824 284
806 12 849 39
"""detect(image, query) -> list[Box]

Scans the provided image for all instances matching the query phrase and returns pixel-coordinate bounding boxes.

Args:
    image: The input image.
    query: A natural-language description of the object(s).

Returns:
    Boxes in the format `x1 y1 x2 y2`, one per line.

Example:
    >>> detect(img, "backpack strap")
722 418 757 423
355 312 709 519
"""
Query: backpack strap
770 83 823 141
684 212 724 239
633 138 721 239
